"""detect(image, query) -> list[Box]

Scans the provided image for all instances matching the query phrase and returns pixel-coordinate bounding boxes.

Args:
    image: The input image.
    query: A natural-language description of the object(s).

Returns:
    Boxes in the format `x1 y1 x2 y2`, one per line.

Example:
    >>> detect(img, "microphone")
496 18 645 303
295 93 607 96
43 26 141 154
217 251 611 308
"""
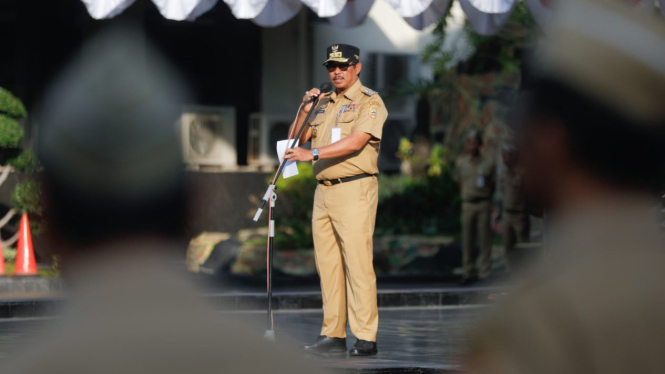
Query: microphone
303 82 333 103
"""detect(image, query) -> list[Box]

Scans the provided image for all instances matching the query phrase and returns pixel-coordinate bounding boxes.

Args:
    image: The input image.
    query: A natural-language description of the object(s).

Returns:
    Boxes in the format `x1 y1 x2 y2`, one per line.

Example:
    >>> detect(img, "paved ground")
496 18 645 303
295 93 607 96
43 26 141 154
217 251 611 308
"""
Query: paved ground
0 318 51 361
251 306 485 371
0 306 485 371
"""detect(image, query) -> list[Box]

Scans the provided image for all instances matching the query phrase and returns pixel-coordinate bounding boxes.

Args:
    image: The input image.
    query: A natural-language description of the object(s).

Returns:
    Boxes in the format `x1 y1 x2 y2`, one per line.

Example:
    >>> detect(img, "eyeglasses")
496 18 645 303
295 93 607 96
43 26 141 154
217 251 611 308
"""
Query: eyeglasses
326 63 355 72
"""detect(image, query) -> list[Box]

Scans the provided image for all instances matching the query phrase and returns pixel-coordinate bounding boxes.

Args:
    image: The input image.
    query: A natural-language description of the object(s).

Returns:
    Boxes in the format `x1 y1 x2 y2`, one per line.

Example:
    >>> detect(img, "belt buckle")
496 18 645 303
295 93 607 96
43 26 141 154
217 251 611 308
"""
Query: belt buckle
324 180 333 186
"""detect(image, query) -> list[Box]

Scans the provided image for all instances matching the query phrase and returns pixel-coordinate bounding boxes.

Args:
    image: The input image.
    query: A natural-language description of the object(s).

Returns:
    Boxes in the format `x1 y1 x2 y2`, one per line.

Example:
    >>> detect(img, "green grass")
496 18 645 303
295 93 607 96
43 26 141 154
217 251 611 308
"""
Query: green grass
1 262 60 278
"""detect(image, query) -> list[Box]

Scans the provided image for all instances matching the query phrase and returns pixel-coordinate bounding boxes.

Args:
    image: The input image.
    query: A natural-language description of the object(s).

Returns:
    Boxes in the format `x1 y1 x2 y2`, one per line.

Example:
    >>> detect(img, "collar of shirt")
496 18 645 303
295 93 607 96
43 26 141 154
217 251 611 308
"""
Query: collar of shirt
330 79 363 103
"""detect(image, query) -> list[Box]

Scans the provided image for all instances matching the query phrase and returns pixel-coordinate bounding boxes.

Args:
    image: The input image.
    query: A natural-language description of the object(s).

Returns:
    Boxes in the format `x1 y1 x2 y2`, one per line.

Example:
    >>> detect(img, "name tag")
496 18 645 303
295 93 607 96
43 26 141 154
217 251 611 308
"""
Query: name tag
331 127 341 144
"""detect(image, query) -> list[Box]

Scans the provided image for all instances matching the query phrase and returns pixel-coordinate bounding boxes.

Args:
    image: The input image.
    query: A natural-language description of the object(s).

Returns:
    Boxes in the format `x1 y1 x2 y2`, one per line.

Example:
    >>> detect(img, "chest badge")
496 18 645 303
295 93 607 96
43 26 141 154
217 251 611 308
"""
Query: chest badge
337 105 346 119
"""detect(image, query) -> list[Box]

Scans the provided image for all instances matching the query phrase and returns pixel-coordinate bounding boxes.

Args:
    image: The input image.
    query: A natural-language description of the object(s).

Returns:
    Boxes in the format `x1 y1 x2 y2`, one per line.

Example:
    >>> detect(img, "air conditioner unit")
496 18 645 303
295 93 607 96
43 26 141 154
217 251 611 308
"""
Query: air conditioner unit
248 113 295 168
181 105 237 171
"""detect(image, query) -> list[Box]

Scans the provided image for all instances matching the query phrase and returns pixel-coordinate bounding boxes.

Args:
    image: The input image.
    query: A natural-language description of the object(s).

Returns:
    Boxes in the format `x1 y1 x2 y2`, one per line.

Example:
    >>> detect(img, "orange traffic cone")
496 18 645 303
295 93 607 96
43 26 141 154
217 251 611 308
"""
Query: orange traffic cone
14 213 37 276
0 241 5 276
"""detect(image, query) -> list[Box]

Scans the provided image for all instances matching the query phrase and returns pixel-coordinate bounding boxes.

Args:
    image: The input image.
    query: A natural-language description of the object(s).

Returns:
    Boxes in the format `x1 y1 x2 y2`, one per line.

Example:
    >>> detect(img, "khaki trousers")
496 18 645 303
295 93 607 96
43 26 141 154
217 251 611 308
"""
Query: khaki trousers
312 176 379 342
503 211 530 270
462 201 492 278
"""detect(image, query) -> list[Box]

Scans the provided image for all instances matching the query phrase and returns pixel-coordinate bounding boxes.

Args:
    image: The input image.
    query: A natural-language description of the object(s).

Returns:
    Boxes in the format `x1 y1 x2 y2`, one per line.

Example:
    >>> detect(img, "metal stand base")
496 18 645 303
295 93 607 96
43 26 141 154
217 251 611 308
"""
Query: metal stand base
264 330 276 342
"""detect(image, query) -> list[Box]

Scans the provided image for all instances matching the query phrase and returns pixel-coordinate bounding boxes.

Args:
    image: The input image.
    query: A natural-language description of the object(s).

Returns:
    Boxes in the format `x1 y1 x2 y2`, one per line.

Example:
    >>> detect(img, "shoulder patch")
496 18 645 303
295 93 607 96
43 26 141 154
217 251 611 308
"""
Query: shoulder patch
362 88 378 96
368 100 381 119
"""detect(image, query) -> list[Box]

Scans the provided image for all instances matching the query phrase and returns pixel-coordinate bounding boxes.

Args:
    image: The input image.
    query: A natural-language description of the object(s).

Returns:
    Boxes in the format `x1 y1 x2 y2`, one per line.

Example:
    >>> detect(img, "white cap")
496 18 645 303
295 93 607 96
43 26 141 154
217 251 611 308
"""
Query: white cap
535 0 665 125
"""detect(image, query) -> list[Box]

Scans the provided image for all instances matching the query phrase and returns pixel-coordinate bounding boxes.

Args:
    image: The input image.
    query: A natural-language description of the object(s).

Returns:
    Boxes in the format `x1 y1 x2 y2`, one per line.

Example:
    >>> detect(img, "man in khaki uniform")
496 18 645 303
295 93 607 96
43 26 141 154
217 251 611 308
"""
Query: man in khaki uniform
465 1 665 374
285 44 387 357
499 145 529 271
454 131 496 285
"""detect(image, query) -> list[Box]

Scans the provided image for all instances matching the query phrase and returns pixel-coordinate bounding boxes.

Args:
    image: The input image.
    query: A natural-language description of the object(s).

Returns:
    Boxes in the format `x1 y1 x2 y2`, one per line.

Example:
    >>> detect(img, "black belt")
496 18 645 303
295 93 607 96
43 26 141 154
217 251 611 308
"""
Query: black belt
318 173 375 186
463 197 490 203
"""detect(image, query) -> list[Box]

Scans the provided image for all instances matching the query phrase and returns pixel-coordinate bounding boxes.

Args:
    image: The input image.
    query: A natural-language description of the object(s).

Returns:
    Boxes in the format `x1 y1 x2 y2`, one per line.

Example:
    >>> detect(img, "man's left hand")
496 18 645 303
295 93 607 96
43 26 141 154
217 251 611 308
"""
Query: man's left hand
284 147 314 162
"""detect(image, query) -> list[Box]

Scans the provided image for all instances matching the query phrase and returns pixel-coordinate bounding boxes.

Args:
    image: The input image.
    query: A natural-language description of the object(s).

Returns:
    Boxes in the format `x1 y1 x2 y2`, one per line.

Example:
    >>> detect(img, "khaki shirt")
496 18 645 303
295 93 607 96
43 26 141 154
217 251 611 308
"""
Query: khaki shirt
455 154 496 201
1 247 325 374
467 198 665 374
500 168 526 211
308 79 388 181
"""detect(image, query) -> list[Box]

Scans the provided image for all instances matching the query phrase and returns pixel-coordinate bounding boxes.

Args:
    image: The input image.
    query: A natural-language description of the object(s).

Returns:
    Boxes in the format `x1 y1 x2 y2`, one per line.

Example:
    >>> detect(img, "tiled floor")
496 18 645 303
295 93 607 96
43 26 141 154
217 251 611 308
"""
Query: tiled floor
234 306 486 372
0 306 485 372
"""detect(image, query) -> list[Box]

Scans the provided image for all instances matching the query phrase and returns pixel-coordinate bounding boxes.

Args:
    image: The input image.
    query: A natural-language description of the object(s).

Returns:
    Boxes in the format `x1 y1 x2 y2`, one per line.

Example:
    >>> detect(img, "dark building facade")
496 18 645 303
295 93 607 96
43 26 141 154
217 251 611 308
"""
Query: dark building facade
0 0 262 164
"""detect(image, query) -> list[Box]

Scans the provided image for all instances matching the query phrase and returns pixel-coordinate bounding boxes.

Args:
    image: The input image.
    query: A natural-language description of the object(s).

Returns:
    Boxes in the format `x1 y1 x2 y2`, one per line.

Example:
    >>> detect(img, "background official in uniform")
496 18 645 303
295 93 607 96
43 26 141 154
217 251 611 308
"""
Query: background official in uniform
499 144 529 272
284 44 388 357
454 131 496 285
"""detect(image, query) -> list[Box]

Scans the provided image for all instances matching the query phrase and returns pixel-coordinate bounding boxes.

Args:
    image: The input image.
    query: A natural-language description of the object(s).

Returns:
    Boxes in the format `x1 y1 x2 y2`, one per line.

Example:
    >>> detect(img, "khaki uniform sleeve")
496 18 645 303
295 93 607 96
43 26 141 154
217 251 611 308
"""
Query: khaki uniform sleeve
352 98 387 140
303 124 313 143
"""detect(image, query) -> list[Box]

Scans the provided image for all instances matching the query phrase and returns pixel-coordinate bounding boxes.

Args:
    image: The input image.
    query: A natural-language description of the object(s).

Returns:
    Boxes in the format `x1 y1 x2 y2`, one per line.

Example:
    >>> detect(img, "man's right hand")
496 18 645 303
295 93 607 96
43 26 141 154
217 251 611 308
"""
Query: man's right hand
302 87 321 114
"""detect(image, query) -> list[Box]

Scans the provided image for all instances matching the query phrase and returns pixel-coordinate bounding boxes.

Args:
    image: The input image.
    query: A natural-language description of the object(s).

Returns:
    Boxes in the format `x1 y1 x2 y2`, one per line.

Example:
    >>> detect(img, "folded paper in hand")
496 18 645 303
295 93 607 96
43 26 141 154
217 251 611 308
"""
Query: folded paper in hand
276 139 299 178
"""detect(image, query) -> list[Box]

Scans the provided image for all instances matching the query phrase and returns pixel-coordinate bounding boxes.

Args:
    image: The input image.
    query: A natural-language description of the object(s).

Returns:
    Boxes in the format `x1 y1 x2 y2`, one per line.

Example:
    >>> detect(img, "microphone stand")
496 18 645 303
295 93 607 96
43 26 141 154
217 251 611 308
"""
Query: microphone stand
253 93 325 342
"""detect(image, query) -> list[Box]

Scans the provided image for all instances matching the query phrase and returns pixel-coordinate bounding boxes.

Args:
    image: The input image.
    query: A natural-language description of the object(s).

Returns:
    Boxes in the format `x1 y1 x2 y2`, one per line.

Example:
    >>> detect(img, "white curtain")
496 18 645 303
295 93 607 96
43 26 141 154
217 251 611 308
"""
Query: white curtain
300 0 347 17
81 0 137 19
384 0 433 18
224 0 270 18
459 0 517 35
82 0 589 30
252 0 302 27
403 0 450 30
465 0 512 13
151 0 219 20
327 0 376 28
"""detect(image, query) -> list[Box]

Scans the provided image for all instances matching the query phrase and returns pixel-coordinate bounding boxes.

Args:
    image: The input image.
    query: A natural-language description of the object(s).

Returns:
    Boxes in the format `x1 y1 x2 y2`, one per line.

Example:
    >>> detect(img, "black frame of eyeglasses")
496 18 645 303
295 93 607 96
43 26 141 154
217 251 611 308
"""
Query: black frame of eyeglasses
325 61 358 71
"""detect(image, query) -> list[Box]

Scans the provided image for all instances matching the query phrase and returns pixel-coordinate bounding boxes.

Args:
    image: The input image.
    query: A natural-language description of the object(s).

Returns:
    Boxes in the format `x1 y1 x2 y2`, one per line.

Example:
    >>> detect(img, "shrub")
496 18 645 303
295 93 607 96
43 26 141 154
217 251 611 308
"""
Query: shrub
272 163 317 250
0 114 23 148
11 180 42 216
9 149 40 173
0 88 27 119
376 163 460 236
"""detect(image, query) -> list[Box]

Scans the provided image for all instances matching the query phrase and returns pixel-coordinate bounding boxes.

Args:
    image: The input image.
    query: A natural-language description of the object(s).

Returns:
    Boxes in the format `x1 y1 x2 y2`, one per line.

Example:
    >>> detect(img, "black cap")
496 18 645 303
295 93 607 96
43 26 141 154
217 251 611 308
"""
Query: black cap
323 44 360 66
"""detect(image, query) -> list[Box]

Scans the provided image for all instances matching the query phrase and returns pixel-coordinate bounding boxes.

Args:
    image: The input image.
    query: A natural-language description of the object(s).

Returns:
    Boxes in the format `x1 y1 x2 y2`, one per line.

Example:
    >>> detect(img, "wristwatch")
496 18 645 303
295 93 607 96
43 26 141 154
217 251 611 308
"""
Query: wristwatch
311 148 320 161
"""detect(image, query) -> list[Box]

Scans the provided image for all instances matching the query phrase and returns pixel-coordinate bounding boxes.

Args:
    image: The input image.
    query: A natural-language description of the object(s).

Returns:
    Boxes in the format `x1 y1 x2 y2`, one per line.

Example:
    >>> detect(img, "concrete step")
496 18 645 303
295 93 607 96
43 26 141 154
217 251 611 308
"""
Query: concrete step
0 285 501 319
204 286 500 311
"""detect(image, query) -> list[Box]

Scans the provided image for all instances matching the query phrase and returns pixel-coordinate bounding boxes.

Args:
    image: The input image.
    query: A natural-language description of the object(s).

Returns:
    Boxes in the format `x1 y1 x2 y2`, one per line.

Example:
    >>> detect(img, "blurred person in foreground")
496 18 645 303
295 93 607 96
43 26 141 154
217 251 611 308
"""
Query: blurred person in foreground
465 1 665 373
498 144 529 272
0 27 322 374
454 130 496 285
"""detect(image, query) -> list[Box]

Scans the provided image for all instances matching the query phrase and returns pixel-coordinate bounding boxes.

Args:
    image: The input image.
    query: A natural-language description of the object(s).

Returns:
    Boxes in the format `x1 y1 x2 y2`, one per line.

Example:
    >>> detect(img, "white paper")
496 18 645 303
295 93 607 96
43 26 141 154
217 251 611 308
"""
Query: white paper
277 139 300 178
331 127 342 144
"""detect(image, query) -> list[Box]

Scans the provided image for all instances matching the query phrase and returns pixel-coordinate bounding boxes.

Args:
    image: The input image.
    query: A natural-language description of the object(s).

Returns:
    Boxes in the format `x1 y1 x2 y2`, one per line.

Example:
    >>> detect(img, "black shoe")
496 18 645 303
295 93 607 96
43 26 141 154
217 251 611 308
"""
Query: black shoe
458 276 478 286
349 339 378 357
303 335 347 356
